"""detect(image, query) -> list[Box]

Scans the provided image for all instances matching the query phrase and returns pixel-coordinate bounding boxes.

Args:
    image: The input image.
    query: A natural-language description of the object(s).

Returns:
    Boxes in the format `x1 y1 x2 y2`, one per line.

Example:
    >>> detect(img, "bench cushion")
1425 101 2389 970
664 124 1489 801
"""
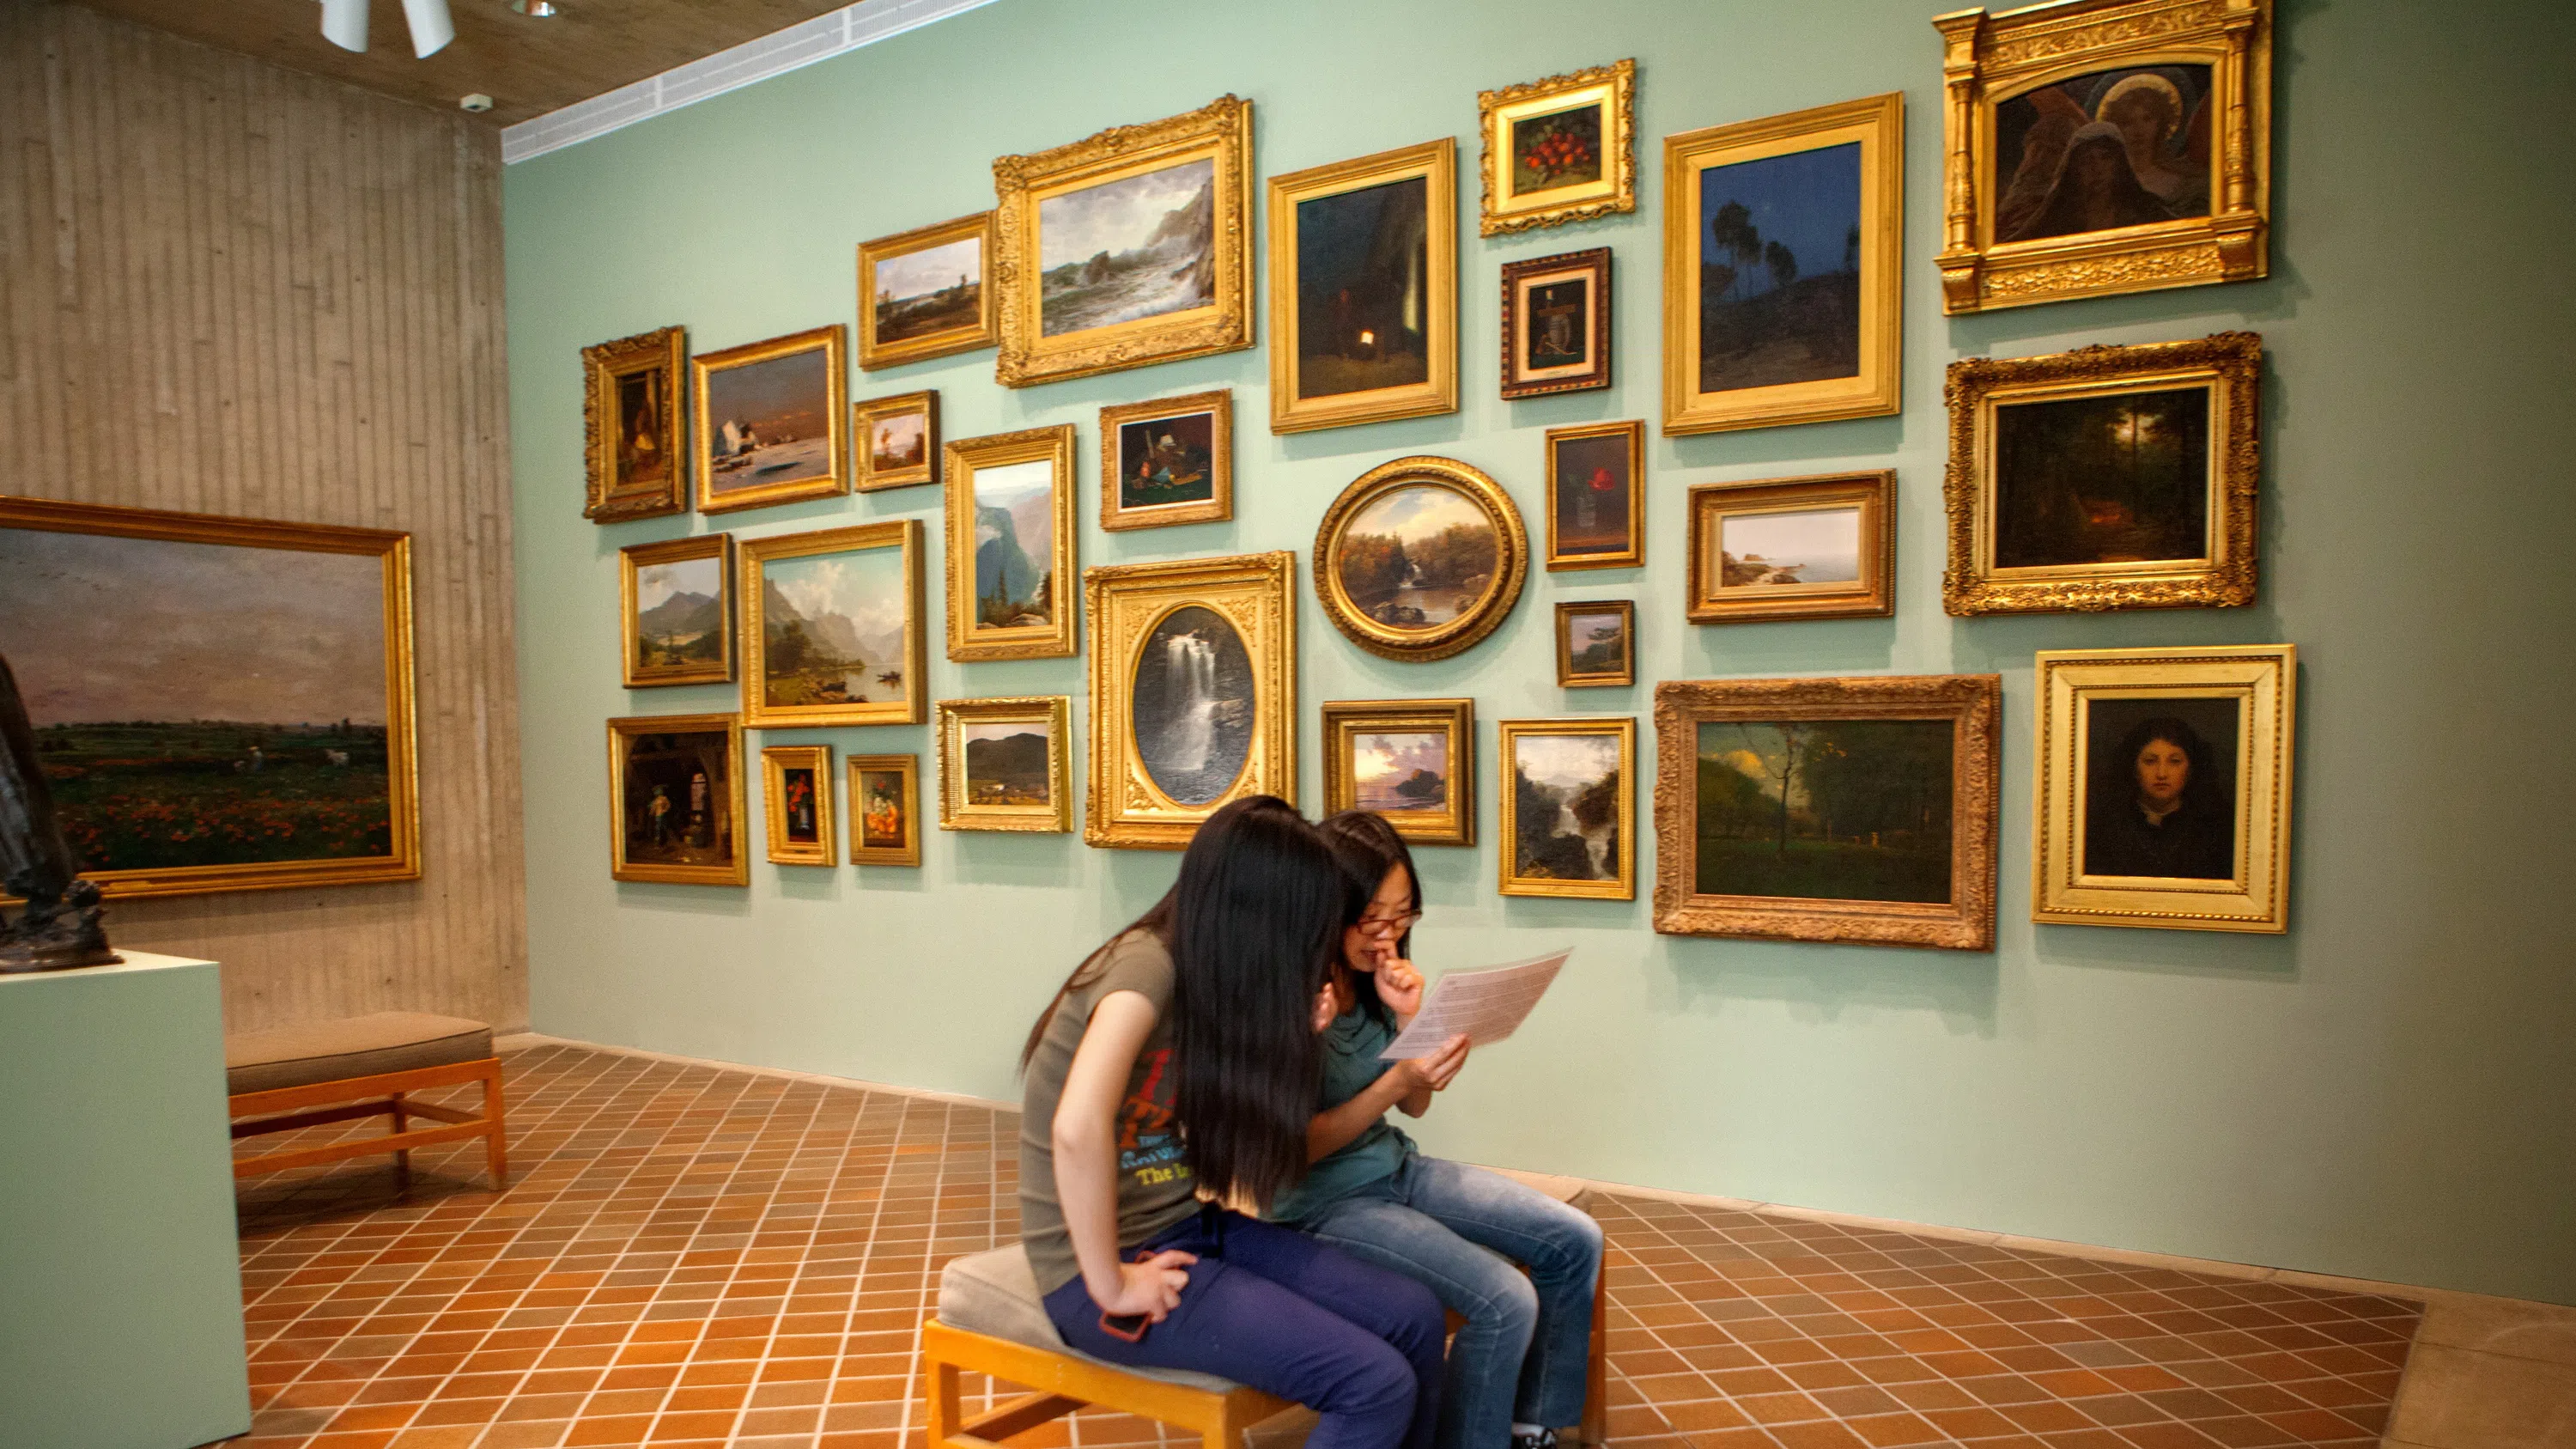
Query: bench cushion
938 1243 1243 1395
225 1012 493 1097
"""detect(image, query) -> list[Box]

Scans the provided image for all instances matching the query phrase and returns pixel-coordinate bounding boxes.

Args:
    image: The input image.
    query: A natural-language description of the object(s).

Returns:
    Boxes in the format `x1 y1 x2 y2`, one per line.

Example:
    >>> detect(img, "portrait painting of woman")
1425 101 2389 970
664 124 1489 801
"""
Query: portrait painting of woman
2082 703 2238 880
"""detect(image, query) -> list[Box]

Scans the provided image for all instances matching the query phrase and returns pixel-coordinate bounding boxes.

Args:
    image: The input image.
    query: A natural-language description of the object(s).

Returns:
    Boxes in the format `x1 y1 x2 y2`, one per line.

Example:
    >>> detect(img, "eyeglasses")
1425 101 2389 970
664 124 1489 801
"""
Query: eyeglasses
1353 911 1421 938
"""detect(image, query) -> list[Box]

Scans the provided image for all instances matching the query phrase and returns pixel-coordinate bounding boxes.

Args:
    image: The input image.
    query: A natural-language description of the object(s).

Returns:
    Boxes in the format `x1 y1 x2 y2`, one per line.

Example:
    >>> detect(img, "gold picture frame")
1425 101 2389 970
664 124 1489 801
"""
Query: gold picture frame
1944 331 2260 616
857 210 998 369
945 425 1078 661
847 752 921 867
2032 644 2293 933
1544 419 1644 570
1500 247 1612 399
854 390 939 492
760 744 834 867
0 496 422 902
1477 58 1637 235
1267 138 1458 434
1687 471 1896 624
1314 456 1528 663
1663 92 1904 435
1084 552 1296 849
692 325 849 515
1498 716 1637 900
1320 699 1476 847
1933 0 2271 314
993 95 1254 387
607 713 746 886
619 533 733 688
1652 675 2001 950
937 696 1072 833
1555 601 1636 688
1100 389 1233 532
738 521 925 729
582 325 687 523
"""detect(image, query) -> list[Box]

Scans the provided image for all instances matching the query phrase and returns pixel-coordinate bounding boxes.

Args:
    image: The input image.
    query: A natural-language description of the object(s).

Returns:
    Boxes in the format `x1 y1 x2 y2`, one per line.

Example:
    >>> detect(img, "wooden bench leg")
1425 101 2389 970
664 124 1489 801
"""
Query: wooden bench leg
390 1092 412 1186
480 1062 509 1189
928 1355 964 1449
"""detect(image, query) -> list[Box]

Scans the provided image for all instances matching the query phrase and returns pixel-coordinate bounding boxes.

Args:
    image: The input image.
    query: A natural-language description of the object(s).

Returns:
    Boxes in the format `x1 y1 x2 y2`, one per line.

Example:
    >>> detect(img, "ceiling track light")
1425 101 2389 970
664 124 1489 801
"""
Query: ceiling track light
509 1 559 15
317 0 455 58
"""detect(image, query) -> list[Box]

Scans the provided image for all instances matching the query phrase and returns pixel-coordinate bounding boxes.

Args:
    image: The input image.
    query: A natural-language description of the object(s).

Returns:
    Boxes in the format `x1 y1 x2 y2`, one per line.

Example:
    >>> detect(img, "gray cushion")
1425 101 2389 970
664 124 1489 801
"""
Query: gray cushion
938 1243 1245 1395
225 1011 493 1096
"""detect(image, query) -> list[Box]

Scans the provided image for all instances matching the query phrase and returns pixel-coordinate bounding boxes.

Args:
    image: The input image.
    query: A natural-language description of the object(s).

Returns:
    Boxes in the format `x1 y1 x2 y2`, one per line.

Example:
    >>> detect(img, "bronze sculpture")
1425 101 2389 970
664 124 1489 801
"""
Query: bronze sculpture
0 652 119 972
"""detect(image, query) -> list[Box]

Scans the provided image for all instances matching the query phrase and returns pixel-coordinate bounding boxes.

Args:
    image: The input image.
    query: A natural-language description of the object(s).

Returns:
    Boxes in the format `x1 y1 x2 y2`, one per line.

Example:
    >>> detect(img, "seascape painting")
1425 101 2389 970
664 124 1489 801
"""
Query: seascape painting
1353 730 1449 813
1510 732 1623 883
1695 720 1952 903
2081 695 2239 881
858 767 909 850
1994 386 2211 569
1718 508 1862 588
1118 411 1217 511
614 368 671 488
969 459 1058 630
1995 65 2213 245
870 411 928 474
618 728 736 869
1698 141 1863 393
962 721 1054 807
1563 610 1630 679
1038 158 1217 338
1129 606 1255 807
1295 176 1431 399
0 527 397 876
632 554 726 673
1335 484 1498 629
872 234 984 345
759 546 910 710
704 348 833 494
1512 102 1604 196
1550 432 1634 559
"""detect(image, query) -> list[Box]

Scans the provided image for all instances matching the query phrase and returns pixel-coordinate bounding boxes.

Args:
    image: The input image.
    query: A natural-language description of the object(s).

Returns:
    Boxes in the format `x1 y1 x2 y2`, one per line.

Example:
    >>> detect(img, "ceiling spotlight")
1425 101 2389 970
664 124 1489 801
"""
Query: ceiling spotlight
460 94 495 113
319 0 368 53
508 1 558 15
318 0 453 57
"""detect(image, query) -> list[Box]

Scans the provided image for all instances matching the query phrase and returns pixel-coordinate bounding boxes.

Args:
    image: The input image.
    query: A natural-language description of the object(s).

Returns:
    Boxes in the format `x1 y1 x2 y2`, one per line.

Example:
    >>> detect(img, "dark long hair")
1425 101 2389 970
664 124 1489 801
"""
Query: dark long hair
2106 715 2216 813
1319 810 1421 1032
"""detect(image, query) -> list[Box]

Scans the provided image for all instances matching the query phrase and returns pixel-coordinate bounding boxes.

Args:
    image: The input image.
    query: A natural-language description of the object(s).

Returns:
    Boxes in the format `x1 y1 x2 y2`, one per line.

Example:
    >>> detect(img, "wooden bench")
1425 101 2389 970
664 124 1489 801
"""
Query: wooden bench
224 1012 507 1188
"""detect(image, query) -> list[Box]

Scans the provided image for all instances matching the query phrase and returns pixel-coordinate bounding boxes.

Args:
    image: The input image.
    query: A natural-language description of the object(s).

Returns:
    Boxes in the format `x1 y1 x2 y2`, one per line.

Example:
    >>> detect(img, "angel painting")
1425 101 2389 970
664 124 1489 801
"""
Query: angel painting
1994 65 2212 245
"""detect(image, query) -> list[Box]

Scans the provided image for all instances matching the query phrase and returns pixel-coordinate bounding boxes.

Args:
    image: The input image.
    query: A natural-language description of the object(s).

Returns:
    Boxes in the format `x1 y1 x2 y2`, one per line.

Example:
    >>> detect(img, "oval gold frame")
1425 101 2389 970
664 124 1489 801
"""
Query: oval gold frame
1314 456 1528 662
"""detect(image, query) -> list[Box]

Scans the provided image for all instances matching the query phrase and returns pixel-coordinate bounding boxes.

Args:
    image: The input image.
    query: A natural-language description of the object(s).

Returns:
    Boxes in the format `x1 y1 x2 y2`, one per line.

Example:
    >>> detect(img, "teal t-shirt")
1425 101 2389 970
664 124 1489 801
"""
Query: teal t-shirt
1269 1008 1413 1223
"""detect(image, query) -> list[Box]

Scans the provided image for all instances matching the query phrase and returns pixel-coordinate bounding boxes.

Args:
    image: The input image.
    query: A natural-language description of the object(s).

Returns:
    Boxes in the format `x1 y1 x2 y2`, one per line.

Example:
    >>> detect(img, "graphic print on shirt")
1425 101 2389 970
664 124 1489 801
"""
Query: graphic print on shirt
1116 1047 1190 1189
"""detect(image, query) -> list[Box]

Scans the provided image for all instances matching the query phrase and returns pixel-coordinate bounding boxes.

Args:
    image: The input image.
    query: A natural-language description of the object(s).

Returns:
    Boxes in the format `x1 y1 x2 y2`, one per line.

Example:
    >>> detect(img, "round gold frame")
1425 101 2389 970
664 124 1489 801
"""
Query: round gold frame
1314 456 1528 662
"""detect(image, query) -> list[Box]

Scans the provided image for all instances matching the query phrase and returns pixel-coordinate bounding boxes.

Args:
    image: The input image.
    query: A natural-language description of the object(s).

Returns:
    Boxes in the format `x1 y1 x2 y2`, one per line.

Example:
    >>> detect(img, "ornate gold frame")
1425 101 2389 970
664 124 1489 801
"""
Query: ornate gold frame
847 752 921 867
1687 471 1896 625
1943 331 2260 616
937 696 1072 834
1083 552 1296 849
0 496 421 901
1652 675 2000 950
853 390 939 492
856 211 999 370
1099 389 1233 532
945 425 1078 661
692 325 849 515
1500 247 1612 399
606 713 747 886
619 533 733 688
738 521 925 729
2032 644 2293 932
1497 716 1637 900
1477 58 1637 235
1320 698 1475 847
1663 92 1904 435
1555 601 1636 688
760 744 835 867
1544 419 1644 571
1267 138 1458 434
993 95 1254 387
583 325 688 523
1934 0 2271 313
1314 456 1528 663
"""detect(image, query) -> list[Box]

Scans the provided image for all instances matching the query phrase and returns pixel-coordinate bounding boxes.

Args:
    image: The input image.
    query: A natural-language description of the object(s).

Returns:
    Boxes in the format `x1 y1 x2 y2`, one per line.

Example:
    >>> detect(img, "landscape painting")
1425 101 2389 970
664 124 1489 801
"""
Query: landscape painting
611 715 743 885
1993 386 2212 569
1698 141 1863 394
1546 423 1641 567
1503 722 1632 898
1719 507 1862 588
872 411 926 472
1994 65 2213 246
1321 697 1473 846
1694 719 1953 904
1354 730 1449 813
696 327 847 514
972 460 1057 631
741 522 920 728
963 721 1053 807
1558 604 1632 687
1336 484 1499 630
947 428 1076 661
857 388 939 490
874 234 983 344
1130 606 1255 807
1038 157 1217 338
1294 176 1431 399
623 535 731 688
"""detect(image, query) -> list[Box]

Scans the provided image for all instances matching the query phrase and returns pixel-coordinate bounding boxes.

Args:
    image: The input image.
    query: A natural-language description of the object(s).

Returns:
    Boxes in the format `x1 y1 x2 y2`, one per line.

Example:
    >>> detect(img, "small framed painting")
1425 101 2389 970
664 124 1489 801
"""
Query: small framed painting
738 521 924 729
1100 389 1232 532
1267 138 1458 434
937 696 1072 833
619 533 733 688
1686 471 1895 624
760 744 834 867
1320 698 1475 847
1477 58 1637 235
847 753 921 867
857 211 997 369
2032 645 2294 933
1544 420 1643 570
692 325 849 515
945 425 1077 661
1498 717 1636 899
582 326 686 523
1555 601 1635 688
1314 456 1528 663
1943 332 2259 615
1500 248 1610 399
607 713 746 886
854 390 939 492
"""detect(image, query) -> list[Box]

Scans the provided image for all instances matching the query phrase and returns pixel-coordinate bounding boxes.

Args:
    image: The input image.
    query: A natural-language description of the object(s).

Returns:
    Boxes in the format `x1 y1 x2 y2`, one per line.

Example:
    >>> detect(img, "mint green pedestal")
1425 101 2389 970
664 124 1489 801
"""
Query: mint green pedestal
0 952 252 1448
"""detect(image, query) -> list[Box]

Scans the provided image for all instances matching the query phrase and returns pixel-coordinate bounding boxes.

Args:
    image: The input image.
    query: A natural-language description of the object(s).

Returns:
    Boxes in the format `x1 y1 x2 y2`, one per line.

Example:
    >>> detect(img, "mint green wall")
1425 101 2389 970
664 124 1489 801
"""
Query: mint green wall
504 0 2576 1303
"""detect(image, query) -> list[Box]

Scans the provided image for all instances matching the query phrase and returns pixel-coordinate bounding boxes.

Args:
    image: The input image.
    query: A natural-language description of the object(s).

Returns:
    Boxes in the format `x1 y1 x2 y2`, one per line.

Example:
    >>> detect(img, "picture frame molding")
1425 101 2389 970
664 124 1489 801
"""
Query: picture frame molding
853 389 941 492
847 752 922 867
1544 418 1645 571
856 210 999 369
1476 58 1638 235
1497 715 1637 900
1319 698 1476 848
1313 455 1529 663
759 743 835 867
1686 470 1897 624
738 520 926 729
691 325 850 515
937 695 1073 834
1555 600 1637 688
619 533 734 689
1098 388 1234 532
1267 137 1459 434
1500 247 1612 399
582 325 688 523
944 424 1078 661
606 711 747 886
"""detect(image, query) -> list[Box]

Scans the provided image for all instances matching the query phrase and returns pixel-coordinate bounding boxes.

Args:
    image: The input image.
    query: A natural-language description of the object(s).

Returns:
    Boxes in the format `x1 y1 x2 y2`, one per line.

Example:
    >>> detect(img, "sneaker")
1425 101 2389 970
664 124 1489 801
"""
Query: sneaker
1511 1431 1558 1449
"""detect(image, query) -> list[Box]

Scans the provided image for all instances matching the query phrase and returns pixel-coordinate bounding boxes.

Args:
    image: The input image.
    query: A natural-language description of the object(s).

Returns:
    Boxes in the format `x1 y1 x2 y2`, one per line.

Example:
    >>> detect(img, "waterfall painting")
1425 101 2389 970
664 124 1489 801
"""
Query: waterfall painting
620 534 732 688
1316 457 1528 663
1130 606 1255 807
1321 698 1475 847
937 696 1071 832
1497 717 1635 899
738 521 924 729
1268 138 1458 433
945 426 1078 661
691 326 849 514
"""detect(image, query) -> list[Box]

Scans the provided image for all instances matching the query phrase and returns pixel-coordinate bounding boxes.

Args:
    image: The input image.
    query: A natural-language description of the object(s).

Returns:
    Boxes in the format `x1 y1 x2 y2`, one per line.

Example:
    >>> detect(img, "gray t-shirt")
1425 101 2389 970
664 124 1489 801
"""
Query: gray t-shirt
1019 932 1200 1295
1267 1008 1413 1224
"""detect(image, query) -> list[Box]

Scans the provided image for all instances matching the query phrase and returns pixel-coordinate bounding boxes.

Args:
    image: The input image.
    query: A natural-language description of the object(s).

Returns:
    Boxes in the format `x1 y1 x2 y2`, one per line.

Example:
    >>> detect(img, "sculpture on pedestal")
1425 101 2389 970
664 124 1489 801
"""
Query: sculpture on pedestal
0 653 119 972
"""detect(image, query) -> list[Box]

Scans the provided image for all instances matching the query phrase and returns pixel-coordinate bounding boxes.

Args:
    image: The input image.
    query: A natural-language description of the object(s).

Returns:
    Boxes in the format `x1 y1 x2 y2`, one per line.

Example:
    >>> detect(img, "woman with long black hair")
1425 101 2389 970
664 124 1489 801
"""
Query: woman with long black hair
1018 795 1446 1449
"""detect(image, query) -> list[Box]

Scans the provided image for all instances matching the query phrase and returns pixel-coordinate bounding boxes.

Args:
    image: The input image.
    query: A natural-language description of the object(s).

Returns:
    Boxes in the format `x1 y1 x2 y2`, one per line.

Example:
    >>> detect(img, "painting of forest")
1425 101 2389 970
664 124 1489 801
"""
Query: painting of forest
1334 484 1498 629
1512 733 1621 883
1994 387 2212 569
1695 719 1952 903
1698 142 1862 393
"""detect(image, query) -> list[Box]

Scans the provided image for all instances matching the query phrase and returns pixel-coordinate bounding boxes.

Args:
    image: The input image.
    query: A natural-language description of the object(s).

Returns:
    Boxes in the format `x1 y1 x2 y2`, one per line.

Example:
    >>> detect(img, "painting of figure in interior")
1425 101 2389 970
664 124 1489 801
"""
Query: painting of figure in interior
873 233 984 345
620 728 735 869
1334 484 1499 629
1038 157 1217 338
1118 410 1217 511
1129 606 1255 807
1513 101 1604 197
704 347 833 495
614 368 671 489
1718 507 1862 588
1353 730 1449 813
1698 141 1862 394
1296 175 1432 399
970 460 1058 630
963 720 1054 807
2081 696 2239 880
1993 386 2212 569
1995 65 2213 245
1510 730 1623 883
759 545 910 711
1695 719 1953 903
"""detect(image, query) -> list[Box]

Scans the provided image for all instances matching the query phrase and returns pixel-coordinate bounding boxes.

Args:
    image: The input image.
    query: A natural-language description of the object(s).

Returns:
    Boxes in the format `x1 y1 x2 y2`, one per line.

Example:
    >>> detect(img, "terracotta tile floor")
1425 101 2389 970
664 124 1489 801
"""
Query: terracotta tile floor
224 1042 2421 1449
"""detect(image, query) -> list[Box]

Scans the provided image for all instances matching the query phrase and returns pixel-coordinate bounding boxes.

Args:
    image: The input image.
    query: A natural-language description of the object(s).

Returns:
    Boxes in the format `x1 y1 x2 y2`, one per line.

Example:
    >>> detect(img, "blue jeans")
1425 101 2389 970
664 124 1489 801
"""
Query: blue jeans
1042 1206 1445 1449
1295 1156 1601 1449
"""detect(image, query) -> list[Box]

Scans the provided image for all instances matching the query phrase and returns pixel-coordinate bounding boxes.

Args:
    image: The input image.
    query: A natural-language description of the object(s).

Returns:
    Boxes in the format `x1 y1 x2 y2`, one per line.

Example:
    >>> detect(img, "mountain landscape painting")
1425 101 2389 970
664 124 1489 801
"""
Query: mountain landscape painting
759 545 911 712
1037 157 1217 338
633 554 725 673
969 459 1058 631
962 721 1054 807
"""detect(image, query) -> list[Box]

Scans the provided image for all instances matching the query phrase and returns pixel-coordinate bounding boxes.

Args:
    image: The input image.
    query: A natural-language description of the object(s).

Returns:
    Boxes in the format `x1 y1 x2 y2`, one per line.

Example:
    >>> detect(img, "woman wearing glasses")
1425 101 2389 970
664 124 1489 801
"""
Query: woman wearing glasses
1272 811 1602 1449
